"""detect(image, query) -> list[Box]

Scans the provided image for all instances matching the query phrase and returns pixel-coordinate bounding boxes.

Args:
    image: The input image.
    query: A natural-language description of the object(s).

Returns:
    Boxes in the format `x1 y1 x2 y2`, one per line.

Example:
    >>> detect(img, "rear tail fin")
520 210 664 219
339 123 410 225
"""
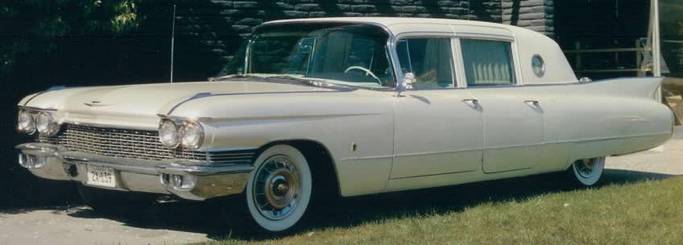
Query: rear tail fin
584 77 663 101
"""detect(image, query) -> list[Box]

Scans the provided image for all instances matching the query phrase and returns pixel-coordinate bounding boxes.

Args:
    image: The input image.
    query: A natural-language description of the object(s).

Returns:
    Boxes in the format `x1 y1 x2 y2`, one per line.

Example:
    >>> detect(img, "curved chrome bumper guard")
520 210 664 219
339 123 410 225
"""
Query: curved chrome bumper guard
15 143 254 201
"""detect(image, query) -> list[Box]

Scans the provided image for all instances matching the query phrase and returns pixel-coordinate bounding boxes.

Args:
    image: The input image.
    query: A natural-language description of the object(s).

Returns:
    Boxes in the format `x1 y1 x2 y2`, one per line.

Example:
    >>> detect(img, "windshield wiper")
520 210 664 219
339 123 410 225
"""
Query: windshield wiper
208 74 261 81
266 75 355 89
211 74 353 89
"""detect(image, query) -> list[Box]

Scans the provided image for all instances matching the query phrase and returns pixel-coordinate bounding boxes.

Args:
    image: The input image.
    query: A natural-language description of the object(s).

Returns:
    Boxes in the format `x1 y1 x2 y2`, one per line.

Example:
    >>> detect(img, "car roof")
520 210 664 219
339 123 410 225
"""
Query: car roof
263 17 536 37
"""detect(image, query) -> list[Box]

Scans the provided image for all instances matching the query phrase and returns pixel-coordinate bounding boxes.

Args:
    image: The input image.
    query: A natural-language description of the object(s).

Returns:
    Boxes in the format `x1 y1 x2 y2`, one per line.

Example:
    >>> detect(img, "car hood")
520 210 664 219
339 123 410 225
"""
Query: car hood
22 80 345 128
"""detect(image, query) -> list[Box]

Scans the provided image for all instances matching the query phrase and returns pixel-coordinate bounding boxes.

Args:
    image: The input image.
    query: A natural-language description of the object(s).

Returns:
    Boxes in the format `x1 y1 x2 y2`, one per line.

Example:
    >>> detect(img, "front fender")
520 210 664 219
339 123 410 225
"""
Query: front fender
173 90 397 196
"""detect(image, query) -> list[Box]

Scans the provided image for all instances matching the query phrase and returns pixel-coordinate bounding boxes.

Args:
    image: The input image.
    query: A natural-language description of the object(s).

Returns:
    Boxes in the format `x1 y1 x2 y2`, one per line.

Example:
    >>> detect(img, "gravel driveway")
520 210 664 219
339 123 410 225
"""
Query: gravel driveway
0 203 220 245
1 127 681 245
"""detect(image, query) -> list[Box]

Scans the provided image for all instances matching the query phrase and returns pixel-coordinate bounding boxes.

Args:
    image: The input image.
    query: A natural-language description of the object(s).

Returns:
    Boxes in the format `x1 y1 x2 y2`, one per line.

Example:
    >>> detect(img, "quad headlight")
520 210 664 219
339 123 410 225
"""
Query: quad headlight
159 120 180 148
159 119 204 149
35 111 60 136
17 109 60 136
17 110 36 134
179 121 204 150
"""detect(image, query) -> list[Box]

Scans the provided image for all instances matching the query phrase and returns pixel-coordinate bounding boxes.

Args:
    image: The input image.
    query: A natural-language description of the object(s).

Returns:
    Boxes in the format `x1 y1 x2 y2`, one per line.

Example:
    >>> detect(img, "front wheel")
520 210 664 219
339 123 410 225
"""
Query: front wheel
565 157 606 187
245 144 313 233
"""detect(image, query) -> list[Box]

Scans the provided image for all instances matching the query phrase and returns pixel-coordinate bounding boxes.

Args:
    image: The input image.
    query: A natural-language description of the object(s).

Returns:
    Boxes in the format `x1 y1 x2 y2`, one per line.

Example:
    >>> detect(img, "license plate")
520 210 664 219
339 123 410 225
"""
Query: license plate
86 165 117 188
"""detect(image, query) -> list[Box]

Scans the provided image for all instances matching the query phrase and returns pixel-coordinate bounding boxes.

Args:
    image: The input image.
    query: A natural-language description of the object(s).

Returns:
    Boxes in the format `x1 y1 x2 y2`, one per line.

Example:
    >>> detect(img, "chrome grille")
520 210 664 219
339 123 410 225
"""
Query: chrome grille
38 124 256 164
50 124 206 161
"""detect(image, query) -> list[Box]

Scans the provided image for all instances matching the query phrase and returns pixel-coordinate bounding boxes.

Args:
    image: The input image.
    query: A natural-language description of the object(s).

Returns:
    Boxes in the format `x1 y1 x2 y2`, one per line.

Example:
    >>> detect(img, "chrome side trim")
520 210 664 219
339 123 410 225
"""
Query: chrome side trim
386 132 672 159
165 92 213 115
21 92 50 107
390 169 477 180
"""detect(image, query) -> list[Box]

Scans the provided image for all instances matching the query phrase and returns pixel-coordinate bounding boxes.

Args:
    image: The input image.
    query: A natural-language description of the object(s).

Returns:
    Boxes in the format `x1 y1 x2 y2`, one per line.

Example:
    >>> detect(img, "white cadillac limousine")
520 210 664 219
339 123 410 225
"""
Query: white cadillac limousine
16 17 674 233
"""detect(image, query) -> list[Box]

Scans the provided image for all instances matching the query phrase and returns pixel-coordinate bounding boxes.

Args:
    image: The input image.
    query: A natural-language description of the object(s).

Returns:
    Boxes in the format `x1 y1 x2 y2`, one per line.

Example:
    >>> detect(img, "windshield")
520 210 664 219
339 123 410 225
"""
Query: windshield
219 23 395 88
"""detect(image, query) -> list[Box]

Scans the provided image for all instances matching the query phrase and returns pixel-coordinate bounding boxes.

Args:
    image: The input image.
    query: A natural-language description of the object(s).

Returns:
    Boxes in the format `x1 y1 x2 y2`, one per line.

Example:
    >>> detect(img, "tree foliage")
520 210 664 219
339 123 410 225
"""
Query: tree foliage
0 0 141 78
0 0 145 207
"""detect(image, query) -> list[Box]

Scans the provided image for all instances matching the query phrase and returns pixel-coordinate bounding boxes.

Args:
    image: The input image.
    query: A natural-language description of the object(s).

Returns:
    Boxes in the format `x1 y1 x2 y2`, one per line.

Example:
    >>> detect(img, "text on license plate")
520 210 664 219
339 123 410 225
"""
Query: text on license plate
86 166 116 188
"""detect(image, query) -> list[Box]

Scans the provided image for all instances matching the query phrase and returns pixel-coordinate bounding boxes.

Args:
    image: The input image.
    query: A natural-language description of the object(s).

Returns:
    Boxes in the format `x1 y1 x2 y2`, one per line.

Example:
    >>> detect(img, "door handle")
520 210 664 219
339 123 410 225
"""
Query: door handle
462 98 480 108
524 99 540 107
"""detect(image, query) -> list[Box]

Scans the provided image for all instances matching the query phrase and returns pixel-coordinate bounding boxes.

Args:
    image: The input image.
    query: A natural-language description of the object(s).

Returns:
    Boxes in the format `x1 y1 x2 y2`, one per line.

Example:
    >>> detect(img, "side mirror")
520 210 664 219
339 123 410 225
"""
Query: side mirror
578 77 592 83
398 72 416 93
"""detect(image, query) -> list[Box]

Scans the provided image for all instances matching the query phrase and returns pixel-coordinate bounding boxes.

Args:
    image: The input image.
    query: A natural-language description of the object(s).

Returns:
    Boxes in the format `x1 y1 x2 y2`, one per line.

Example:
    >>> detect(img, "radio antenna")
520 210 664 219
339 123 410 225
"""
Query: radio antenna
170 4 177 83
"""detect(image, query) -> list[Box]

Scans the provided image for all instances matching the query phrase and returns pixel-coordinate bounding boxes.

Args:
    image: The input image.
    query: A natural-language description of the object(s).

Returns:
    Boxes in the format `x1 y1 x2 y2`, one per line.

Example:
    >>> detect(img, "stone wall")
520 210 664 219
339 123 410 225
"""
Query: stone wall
501 0 554 37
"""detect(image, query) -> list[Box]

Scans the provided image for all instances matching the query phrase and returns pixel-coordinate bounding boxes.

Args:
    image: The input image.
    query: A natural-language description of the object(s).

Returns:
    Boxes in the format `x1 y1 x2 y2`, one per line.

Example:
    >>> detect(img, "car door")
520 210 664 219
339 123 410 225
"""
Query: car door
392 37 484 179
457 38 544 173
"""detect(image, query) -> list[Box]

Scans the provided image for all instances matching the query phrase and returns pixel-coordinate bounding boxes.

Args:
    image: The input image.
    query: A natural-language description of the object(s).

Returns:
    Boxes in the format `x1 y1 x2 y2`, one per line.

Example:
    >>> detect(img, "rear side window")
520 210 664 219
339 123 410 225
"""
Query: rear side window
461 39 516 86
397 38 455 89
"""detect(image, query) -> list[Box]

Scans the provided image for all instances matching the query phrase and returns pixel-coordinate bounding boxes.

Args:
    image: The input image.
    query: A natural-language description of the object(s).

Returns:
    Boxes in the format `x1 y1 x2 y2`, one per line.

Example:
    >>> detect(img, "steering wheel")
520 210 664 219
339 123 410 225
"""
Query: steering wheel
344 66 382 85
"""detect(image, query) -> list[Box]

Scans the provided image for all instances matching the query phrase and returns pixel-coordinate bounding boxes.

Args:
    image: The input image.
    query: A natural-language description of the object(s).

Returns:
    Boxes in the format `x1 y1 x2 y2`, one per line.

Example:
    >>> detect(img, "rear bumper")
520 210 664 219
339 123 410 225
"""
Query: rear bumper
16 143 253 201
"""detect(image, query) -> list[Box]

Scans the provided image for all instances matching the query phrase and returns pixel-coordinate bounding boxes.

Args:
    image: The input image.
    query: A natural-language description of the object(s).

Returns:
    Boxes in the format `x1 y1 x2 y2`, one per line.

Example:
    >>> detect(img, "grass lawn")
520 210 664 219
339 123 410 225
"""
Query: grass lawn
208 172 683 245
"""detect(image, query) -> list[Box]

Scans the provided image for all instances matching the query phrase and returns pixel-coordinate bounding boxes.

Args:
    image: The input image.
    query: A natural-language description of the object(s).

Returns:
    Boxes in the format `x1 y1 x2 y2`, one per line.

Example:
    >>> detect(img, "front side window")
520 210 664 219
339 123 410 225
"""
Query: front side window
396 38 455 89
221 23 394 88
461 39 516 86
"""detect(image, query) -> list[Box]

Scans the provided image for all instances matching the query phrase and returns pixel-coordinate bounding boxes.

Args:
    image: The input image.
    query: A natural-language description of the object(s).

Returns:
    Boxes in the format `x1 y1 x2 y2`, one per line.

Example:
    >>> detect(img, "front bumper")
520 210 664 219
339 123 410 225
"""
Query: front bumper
16 143 254 201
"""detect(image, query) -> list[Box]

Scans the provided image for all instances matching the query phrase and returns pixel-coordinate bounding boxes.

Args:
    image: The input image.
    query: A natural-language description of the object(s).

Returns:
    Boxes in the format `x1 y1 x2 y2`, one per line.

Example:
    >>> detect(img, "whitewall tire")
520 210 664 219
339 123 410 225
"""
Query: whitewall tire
246 144 313 233
567 157 605 186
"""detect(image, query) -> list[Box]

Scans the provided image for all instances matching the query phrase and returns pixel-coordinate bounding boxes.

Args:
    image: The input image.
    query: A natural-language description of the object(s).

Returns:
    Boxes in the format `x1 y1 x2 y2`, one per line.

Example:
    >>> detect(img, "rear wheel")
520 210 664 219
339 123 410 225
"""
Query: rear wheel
565 157 606 187
245 144 313 234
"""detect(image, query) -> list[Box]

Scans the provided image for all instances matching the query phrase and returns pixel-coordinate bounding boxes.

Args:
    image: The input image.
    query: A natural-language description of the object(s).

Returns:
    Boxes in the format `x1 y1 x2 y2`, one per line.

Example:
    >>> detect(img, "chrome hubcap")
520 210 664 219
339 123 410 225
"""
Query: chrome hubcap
253 155 300 220
575 159 595 178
